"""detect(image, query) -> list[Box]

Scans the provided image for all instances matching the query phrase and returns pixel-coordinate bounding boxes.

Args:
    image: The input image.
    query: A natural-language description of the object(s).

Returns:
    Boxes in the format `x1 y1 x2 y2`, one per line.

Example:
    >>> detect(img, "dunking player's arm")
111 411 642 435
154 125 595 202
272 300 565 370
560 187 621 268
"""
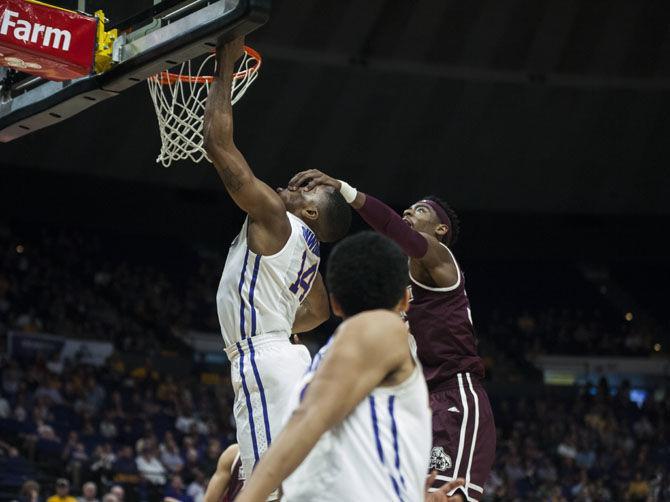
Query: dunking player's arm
203 37 289 257
204 444 239 502
288 170 457 289
234 310 412 502
204 39 328 329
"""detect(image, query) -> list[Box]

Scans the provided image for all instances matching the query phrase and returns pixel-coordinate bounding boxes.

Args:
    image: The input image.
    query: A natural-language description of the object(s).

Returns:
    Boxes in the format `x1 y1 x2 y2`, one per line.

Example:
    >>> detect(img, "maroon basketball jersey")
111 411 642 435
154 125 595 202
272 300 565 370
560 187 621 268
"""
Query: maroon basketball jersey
405 247 484 391
221 456 243 502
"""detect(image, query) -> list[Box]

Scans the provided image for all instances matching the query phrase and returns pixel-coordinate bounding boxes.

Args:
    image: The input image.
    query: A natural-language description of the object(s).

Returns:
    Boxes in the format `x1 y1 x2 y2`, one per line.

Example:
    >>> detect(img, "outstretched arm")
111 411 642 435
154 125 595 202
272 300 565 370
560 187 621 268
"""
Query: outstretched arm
292 273 330 334
288 170 428 258
288 170 459 287
234 311 409 502
204 444 239 502
203 38 290 255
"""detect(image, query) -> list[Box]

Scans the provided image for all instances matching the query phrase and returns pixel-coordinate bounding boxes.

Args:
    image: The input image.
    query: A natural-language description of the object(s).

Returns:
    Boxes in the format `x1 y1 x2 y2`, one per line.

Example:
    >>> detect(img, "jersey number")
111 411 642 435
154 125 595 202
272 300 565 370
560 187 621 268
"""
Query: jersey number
289 251 317 302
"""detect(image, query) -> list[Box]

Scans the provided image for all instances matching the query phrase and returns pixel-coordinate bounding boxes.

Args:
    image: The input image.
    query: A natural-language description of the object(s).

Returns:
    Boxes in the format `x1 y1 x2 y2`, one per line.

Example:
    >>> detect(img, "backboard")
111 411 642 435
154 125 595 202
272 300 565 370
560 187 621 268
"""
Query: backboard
0 0 270 142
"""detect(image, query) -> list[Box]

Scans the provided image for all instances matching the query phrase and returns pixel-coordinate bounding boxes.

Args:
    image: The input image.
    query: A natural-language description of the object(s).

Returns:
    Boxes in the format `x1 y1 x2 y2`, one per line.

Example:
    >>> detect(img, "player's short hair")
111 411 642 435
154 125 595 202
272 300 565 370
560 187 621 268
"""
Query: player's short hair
422 195 460 246
315 190 352 243
327 231 408 317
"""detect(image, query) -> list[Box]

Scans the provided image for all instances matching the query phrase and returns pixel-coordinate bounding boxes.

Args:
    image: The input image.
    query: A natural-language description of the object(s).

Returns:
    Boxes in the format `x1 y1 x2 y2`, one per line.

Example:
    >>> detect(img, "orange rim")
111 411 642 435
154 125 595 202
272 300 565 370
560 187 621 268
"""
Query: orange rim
151 46 262 85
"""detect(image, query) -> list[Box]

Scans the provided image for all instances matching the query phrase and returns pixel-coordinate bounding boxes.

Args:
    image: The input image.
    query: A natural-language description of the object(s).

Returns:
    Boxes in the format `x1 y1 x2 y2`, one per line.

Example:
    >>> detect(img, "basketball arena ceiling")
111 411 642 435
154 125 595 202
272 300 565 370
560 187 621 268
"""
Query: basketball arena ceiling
2 0 670 214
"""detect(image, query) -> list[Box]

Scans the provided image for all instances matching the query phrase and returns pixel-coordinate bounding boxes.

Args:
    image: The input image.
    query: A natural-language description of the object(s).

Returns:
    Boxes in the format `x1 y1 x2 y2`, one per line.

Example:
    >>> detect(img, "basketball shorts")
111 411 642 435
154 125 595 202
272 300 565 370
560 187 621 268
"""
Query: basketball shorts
427 372 496 502
226 333 311 491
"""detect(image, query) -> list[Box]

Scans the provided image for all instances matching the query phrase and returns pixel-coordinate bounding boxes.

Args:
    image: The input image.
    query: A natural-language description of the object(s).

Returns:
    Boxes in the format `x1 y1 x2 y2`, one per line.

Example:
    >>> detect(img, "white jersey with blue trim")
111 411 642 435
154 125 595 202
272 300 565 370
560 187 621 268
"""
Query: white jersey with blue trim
281 337 432 502
217 212 320 347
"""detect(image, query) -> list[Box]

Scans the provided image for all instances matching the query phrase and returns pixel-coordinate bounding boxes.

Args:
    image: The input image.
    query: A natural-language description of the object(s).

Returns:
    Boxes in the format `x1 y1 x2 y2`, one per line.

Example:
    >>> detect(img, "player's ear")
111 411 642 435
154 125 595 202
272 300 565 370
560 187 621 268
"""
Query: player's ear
435 223 448 240
329 294 345 318
395 288 410 313
301 204 319 222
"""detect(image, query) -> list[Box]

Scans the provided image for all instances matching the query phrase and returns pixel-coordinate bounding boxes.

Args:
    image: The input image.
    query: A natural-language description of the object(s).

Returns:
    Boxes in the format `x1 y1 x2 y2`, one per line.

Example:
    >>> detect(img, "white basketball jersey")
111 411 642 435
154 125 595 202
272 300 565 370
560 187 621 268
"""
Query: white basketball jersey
282 337 432 502
217 213 320 347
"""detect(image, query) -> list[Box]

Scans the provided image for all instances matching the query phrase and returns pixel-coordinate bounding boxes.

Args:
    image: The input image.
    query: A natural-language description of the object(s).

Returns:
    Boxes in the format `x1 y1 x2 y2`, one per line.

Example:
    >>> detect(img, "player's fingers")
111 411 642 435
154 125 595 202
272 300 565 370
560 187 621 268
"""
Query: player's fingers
439 478 465 494
425 470 438 491
305 174 334 190
288 170 315 188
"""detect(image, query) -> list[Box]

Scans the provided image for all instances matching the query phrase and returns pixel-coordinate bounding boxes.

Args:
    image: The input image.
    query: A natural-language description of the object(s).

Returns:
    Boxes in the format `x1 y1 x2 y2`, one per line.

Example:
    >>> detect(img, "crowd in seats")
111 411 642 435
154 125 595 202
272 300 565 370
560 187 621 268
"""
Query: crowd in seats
1 224 666 360
2 351 668 501
485 380 670 501
0 353 236 502
483 308 664 358
0 225 221 354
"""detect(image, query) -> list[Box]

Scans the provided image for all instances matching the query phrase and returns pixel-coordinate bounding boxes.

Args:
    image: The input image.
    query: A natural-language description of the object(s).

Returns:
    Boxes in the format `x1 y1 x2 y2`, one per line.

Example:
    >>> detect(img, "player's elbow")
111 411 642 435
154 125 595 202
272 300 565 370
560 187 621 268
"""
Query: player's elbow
314 302 330 325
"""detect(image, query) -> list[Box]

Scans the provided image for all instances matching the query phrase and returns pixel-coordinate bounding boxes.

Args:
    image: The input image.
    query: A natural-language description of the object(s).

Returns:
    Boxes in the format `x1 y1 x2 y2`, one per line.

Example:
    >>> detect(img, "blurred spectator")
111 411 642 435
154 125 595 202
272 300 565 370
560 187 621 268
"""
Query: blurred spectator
46 479 76 502
163 475 193 502
109 486 124 502
160 433 185 473
77 482 99 502
17 480 41 502
186 469 206 502
136 444 167 486
111 447 140 486
0 393 9 418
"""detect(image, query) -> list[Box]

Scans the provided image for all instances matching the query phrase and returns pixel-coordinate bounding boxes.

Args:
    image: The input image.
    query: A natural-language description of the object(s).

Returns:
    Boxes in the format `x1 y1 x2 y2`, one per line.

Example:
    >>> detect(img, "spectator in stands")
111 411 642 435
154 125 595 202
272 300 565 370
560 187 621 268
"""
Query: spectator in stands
18 480 41 502
136 444 167 486
100 496 116 502
186 469 206 502
77 482 99 502
109 486 124 502
627 471 650 501
160 432 185 473
0 392 9 418
46 479 76 502
199 440 221 478
111 447 139 486
163 474 193 502
99 412 117 440
175 405 207 435
89 444 116 484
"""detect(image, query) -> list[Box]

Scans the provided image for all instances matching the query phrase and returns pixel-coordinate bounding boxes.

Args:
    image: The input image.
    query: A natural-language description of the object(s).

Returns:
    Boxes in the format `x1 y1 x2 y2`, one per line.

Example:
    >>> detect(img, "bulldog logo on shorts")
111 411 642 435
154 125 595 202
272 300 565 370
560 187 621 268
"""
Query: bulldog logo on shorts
430 446 452 471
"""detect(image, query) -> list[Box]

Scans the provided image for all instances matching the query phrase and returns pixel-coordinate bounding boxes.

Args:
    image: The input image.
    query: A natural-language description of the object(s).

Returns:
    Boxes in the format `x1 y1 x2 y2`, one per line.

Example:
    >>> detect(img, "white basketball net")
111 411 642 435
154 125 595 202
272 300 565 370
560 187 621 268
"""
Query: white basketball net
147 48 260 167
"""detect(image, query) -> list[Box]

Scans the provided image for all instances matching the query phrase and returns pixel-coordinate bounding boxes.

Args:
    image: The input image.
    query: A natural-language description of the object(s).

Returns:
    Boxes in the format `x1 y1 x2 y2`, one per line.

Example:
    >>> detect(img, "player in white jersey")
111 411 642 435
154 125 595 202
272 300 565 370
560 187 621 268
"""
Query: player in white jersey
203 37 352 491
235 232 465 502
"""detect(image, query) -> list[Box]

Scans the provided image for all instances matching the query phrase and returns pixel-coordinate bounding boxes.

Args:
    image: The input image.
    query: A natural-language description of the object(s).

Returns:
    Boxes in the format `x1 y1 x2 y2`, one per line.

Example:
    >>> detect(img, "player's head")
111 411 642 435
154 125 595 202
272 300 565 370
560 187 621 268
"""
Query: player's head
402 195 460 246
327 231 409 318
276 185 351 242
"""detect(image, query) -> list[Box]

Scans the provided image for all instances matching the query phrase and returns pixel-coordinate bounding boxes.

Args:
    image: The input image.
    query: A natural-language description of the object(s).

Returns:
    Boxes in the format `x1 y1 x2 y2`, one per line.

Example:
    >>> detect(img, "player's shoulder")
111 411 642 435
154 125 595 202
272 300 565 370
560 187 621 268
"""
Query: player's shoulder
337 310 407 347
288 213 320 257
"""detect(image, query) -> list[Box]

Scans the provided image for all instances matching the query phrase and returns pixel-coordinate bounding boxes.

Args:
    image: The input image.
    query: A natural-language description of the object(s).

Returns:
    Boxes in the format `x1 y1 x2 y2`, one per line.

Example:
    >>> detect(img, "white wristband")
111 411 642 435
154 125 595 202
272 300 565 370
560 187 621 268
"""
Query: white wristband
338 180 358 204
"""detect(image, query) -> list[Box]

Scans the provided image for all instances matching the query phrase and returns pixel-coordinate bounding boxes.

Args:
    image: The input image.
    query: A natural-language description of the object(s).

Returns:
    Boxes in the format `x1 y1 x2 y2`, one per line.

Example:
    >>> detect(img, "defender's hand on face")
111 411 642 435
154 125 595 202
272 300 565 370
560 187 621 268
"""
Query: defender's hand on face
288 169 340 191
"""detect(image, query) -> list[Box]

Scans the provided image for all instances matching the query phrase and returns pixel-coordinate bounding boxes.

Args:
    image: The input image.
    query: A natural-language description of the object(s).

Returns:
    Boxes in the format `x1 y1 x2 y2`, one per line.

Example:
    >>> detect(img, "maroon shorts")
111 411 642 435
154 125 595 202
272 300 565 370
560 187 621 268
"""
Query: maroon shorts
427 372 496 501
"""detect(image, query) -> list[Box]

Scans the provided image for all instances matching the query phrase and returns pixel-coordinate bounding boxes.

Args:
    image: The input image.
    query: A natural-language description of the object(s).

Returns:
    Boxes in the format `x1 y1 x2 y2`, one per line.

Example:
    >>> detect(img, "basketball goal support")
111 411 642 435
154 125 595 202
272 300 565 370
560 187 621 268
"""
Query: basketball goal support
0 0 270 142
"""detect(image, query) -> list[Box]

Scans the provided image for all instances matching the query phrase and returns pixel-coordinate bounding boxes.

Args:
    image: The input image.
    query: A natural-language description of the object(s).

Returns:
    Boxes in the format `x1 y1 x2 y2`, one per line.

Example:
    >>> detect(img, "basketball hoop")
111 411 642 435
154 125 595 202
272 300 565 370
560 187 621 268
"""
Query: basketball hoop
147 46 261 167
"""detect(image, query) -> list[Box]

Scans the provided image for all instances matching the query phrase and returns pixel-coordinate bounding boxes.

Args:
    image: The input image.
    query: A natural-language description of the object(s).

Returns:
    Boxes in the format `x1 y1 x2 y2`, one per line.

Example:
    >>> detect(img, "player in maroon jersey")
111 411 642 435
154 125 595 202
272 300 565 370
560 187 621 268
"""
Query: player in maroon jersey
203 443 243 502
288 170 496 502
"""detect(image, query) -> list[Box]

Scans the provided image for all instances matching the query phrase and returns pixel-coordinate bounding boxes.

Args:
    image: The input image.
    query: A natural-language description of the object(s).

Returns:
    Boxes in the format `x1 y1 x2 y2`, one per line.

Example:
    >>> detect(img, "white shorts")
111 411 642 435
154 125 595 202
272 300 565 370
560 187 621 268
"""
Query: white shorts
226 333 311 484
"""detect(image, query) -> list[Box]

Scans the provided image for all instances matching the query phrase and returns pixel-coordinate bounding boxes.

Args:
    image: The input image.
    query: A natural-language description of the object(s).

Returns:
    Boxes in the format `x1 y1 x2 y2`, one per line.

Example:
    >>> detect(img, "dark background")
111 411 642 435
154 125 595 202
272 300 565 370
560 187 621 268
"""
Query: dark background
2 0 670 214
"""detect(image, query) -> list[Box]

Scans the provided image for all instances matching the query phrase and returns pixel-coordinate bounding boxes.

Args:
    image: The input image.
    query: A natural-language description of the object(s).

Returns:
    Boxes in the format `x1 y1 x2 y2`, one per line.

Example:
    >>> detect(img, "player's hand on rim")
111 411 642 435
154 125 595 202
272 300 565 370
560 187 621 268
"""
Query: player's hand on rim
288 169 340 192
425 471 466 502
217 35 245 66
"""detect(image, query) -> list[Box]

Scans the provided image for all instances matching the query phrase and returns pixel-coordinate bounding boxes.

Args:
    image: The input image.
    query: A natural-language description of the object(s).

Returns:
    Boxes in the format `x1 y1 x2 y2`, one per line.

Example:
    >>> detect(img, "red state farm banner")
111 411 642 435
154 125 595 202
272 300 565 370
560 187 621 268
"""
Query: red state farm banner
0 0 97 81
